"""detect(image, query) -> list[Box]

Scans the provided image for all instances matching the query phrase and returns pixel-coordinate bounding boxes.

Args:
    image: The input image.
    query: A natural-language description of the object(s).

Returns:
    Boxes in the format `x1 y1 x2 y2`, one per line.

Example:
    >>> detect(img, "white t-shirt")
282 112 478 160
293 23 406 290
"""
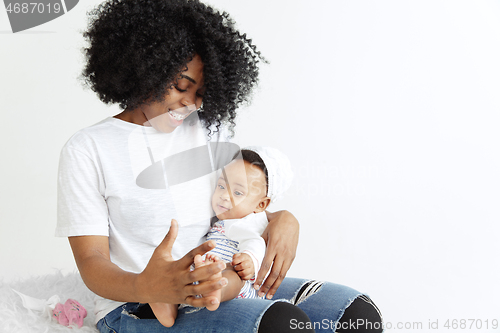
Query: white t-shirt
55 115 231 323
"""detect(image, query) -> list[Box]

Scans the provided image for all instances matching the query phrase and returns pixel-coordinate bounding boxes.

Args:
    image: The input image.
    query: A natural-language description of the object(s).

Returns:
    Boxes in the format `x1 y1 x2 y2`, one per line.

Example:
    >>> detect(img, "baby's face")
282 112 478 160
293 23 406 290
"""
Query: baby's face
211 159 268 220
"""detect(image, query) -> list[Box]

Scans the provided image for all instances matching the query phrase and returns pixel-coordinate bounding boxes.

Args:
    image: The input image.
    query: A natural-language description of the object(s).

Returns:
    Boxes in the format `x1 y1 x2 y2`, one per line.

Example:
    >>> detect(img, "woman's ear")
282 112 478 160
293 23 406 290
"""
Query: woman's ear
254 197 271 213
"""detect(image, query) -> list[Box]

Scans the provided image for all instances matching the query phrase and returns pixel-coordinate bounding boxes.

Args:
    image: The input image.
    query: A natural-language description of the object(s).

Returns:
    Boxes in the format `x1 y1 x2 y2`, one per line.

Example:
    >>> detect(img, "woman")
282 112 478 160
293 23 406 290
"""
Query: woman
56 0 383 332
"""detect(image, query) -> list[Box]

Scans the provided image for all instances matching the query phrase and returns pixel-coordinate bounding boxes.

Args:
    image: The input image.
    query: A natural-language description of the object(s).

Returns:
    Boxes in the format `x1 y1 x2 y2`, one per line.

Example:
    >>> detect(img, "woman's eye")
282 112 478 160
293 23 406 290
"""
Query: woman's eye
234 191 243 196
196 92 204 98
218 184 225 189
175 86 187 92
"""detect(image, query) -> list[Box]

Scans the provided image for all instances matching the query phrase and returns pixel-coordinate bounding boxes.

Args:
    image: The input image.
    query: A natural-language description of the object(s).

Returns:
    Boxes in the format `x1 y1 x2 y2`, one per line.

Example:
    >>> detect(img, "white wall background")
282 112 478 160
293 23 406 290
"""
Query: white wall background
1 1 499 332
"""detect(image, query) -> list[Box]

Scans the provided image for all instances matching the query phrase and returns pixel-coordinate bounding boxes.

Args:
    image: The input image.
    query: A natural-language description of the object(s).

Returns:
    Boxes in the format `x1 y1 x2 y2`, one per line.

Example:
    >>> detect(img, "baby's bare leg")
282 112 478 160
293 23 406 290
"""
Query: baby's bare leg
149 303 178 327
220 268 245 302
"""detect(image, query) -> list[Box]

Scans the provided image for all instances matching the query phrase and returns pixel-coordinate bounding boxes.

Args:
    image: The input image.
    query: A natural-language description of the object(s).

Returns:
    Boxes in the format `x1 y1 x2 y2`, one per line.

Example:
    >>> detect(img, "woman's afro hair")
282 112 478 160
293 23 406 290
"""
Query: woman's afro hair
82 0 265 135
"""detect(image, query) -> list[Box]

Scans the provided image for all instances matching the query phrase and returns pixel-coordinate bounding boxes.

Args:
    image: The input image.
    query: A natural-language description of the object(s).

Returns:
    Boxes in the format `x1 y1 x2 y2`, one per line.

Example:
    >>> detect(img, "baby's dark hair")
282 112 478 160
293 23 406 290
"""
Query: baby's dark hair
81 0 265 136
239 149 268 192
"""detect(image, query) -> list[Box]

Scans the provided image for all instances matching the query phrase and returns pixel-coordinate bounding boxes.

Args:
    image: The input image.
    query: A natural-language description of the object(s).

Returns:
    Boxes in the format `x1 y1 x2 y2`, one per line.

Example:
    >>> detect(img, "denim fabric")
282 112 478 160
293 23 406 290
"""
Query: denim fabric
97 277 363 333
275 279 364 332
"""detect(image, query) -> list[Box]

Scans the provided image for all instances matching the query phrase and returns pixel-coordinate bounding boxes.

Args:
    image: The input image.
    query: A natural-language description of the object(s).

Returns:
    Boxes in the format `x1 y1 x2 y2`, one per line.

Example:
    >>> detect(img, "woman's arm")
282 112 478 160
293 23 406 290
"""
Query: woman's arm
254 210 299 299
69 220 228 307
69 235 139 302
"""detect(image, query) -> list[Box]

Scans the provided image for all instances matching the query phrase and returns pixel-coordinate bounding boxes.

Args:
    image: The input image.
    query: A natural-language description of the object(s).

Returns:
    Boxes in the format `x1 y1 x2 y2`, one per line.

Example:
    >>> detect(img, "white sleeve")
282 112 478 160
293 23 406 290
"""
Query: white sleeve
55 145 109 237
225 212 268 277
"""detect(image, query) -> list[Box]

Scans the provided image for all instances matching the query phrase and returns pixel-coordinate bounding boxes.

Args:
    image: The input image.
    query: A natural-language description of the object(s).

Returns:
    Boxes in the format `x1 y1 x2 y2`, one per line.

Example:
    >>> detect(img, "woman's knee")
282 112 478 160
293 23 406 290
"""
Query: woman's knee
258 301 315 333
336 295 383 332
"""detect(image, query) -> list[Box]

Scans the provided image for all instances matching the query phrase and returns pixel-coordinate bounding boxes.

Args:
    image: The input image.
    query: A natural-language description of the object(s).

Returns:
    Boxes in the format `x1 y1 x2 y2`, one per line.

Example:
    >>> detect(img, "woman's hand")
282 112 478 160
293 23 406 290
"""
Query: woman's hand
254 210 299 299
136 220 228 307
70 220 227 309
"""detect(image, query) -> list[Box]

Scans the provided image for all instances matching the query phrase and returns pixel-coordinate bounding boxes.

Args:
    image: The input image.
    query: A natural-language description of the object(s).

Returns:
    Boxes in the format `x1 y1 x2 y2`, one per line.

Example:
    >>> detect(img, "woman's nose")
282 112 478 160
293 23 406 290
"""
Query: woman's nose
181 94 202 110
181 97 192 106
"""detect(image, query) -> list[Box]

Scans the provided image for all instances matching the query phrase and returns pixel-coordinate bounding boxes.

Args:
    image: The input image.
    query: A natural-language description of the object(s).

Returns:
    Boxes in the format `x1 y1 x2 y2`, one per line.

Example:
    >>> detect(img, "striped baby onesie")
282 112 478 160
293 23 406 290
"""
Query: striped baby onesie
206 212 268 299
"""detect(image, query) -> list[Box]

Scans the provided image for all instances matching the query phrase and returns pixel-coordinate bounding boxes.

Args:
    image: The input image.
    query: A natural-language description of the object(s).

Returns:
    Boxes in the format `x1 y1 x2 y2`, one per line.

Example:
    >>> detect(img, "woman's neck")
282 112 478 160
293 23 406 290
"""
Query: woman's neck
114 108 148 126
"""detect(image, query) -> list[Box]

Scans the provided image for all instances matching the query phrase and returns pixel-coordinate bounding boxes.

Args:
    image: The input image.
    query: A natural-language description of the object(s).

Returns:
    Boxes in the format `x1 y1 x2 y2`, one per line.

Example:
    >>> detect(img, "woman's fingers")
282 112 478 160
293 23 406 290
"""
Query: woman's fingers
254 253 273 291
255 210 299 298
186 261 225 283
185 277 228 296
138 225 227 304
154 219 178 259
184 295 220 309
258 256 292 299
254 248 293 299
255 253 279 298
179 240 216 269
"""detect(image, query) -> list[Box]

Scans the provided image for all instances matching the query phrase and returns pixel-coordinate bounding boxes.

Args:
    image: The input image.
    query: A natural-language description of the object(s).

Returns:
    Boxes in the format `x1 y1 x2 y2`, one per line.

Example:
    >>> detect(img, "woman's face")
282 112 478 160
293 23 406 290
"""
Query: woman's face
140 54 205 133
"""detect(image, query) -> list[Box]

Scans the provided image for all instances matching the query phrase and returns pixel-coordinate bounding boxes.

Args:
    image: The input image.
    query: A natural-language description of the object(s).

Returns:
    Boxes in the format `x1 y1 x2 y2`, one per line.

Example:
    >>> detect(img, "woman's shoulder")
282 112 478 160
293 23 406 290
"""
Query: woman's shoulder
62 117 131 153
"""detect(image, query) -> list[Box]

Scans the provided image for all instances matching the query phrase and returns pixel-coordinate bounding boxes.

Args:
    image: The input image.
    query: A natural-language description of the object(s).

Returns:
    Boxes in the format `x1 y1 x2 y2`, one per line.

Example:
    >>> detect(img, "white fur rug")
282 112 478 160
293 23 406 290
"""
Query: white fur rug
0 271 98 333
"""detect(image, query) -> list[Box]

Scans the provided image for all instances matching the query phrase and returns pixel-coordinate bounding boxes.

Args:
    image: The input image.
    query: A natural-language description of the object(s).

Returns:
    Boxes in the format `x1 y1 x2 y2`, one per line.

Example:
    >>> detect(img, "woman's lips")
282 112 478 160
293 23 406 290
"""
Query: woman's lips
168 110 189 121
167 111 186 126
167 104 198 122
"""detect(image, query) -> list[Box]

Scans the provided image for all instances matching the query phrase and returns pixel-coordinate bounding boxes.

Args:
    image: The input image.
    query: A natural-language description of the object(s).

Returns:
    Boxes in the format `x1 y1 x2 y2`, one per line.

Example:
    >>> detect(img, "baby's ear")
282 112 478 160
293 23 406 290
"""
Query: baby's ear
254 197 271 213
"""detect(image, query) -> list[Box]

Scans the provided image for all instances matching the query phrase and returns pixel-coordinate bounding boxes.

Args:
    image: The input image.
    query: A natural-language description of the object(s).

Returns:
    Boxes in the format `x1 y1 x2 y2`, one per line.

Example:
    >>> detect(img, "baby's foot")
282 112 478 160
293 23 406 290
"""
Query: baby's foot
149 302 178 327
194 253 223 311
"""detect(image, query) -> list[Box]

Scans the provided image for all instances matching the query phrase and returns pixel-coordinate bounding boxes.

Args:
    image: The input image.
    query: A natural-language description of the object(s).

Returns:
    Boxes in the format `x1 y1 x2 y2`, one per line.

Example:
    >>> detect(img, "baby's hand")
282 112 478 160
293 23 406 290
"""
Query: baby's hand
232 253 255 280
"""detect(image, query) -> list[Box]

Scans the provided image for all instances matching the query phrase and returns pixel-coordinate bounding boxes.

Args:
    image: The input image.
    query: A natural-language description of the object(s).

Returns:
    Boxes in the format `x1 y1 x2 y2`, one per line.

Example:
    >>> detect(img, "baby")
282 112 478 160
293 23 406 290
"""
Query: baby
151 146 293 327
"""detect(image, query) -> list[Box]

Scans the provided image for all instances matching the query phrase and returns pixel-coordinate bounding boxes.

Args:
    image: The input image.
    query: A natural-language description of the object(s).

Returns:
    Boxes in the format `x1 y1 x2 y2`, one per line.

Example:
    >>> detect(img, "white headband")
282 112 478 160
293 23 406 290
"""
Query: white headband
242 146 293 203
